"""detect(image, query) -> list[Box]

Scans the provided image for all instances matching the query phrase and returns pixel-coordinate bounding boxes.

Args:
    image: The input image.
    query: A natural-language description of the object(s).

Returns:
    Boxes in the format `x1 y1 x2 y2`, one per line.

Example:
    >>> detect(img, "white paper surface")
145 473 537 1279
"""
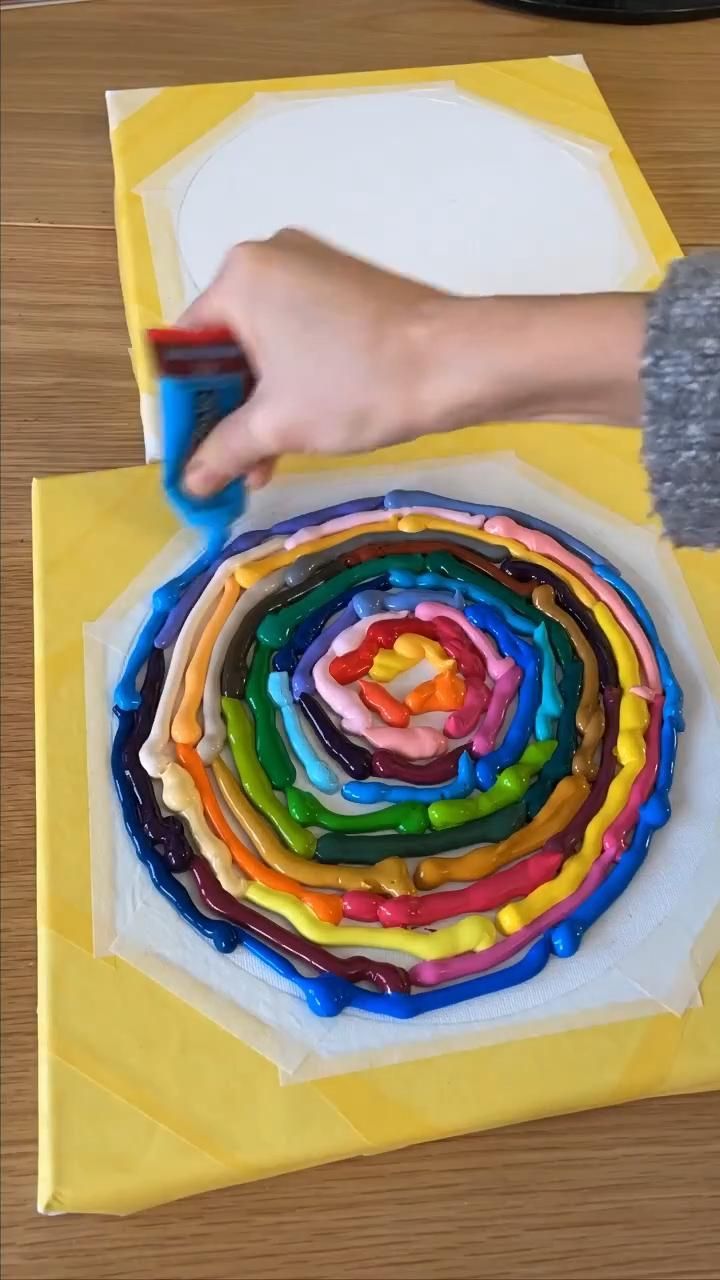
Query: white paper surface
85 455 720 1082
112 81 658 458
173 87 646 298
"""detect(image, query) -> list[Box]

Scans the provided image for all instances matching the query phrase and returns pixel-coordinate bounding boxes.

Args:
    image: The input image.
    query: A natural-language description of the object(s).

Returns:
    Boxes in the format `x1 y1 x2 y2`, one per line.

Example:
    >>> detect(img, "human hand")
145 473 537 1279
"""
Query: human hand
180 229 645 498
180 230 455 496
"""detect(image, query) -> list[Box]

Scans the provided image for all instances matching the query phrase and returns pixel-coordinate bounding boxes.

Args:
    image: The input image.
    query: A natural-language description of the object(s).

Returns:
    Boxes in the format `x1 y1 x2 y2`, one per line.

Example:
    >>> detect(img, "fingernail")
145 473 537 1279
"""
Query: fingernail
183 459 217 497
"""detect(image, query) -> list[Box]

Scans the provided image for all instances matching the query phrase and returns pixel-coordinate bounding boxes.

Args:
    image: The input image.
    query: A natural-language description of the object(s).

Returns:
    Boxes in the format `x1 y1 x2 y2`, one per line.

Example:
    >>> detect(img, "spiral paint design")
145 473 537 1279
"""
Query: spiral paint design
111 491 682 1019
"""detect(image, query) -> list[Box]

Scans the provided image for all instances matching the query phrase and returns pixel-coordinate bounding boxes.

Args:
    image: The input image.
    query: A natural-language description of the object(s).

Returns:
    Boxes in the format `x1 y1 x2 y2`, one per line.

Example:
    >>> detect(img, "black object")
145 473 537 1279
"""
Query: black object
484 0 720 20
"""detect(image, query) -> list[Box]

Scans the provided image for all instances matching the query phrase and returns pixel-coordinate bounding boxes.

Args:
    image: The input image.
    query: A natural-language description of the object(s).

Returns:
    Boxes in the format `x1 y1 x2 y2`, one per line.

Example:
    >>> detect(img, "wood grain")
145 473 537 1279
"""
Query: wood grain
1 3 719 1276
2 0 720 239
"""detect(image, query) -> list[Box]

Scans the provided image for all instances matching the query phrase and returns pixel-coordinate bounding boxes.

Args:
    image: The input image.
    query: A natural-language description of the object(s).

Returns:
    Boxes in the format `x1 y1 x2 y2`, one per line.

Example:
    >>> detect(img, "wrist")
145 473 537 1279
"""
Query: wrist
515 293 647 425
408 292 647 435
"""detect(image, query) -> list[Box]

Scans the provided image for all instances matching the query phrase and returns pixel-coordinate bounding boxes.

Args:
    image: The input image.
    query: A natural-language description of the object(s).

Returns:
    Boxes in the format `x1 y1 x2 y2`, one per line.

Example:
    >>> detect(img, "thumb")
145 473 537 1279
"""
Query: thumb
177 286 228 330
183 397 272 497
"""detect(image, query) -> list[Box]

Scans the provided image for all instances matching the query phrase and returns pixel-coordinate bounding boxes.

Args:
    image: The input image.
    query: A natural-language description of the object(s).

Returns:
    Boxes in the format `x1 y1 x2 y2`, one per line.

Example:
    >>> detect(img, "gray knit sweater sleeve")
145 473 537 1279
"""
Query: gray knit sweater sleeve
642 252 720 549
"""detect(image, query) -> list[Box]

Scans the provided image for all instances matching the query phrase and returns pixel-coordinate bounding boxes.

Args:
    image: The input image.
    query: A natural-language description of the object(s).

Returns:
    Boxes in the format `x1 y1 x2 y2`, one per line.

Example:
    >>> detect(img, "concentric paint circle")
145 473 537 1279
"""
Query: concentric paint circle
112 490 683 1019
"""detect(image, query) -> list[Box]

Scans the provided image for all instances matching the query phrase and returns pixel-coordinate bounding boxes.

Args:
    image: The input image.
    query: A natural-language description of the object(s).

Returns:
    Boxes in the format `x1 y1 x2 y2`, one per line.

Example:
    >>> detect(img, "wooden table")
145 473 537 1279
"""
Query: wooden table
2 2 719 1276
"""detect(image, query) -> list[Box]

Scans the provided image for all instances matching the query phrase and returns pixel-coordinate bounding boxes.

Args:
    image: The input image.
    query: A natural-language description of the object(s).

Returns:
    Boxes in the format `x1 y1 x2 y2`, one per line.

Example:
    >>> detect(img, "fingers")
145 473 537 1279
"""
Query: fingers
177 259 245 333
178 238 270 330
183 399 271 497
246 458 276 490
177 287 223 330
